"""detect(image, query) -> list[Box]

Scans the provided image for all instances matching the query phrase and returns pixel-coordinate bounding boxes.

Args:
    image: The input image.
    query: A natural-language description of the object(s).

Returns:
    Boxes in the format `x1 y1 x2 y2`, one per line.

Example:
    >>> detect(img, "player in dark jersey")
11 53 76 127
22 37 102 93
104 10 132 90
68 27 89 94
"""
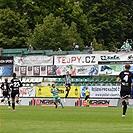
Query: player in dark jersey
116 64 133 118
0 78 11 108
10 73 22 112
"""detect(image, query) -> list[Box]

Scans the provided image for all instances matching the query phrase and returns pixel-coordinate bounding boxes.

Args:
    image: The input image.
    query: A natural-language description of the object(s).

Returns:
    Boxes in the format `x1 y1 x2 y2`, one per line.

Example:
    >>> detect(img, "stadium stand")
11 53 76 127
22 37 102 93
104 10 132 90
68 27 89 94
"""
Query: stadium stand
0 48 118 88
23 50 45 56
1 48 114 56
67 50 83 54
2 48 27 56
54 76 117 86
46 51 68 55
44 50 54 55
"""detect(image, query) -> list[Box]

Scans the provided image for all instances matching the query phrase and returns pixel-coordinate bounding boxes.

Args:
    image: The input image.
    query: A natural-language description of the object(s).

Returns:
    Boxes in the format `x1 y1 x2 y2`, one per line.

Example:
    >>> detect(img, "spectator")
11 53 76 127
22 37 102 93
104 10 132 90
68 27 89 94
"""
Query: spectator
89 45 94 54
121 40 132 52
75 45 79 50
125 40 132 52
58 48 62 51
28 44 33 52
115 47 119 53
71 43 76 51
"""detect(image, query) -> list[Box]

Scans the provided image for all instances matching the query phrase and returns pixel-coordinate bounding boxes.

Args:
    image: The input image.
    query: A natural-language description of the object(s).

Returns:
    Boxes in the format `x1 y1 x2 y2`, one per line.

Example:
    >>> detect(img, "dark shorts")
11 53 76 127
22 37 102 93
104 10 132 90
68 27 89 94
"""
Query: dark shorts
65 84 71 91
3 91 10 98
85 95 90 100
120 88 131 99
11 90 19 98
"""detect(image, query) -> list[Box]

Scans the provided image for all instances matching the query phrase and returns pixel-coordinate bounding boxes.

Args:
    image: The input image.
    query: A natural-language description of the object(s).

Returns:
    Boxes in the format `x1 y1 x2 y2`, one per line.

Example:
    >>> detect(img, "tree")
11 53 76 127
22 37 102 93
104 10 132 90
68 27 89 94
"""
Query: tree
81 0 133 50
28 13 83 50
92 38 104 51
0 0 133 50
0 8 30 48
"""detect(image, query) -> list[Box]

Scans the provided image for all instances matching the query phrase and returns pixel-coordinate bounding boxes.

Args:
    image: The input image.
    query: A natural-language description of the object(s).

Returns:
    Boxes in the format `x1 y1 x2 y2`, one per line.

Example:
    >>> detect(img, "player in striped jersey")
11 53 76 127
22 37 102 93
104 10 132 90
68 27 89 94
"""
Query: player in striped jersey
64 71 71 98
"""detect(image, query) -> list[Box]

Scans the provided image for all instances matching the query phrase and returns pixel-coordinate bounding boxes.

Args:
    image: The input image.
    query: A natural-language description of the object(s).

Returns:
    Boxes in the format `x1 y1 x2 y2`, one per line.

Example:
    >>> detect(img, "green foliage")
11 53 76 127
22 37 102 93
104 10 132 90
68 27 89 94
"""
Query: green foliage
92 38 104 51
82 0 133 50
0 0 133 50
0 8 30 48
28 13 83 51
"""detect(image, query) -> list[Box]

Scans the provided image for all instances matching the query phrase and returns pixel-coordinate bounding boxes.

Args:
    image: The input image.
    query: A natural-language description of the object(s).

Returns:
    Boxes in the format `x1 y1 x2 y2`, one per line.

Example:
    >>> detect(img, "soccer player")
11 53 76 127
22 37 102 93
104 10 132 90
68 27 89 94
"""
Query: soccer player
63 71 71 98
85 86 90 107
0 78 11 108
116 64 133 118
51 84 64 108
10 73 22 112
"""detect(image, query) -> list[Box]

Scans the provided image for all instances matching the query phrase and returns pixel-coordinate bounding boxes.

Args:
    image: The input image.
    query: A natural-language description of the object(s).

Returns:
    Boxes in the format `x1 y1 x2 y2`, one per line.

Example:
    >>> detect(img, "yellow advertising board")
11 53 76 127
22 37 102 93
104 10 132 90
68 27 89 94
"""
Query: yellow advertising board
36 86 80 98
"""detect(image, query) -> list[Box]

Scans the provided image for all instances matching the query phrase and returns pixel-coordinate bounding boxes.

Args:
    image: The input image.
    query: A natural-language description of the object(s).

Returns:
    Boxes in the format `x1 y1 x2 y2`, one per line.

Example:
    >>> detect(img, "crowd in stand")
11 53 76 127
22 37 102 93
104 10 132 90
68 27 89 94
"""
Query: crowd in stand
115 39 133 53
28 39 133 54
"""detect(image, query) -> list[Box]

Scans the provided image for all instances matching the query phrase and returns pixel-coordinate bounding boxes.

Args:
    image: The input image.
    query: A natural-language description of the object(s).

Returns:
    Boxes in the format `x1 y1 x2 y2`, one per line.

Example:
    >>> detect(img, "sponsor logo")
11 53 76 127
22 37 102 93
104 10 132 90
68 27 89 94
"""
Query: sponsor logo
100 55 120 61
128 55 133 60
0 60 13 64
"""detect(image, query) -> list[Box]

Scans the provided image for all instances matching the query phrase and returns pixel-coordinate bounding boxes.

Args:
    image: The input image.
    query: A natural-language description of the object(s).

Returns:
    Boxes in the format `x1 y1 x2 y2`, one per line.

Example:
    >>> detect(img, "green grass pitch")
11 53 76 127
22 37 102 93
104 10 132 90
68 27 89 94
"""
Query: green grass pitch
0 106 132 133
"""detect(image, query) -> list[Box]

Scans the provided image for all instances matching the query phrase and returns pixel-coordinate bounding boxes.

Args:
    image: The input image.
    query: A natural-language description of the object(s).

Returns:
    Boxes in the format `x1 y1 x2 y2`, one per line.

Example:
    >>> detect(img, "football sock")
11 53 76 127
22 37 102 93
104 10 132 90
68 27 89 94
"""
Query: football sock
65 92 69 98
86 100 89 106
122 101 127 115
1 99 4 102
16 100 19 104
54 102 57 108
60 102 64 108
8 101 10 106
12 102 15 110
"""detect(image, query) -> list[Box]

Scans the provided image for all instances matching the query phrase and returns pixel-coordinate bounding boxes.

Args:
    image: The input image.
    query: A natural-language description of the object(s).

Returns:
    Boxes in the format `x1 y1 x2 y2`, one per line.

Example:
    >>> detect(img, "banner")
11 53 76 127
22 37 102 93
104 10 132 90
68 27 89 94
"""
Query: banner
98 64 123 75
40 66 47 76
98 63 133 75
54 55 98 65
14 65 19 76
33 98 78 106
14 56 53 76
47 65 54 75
98 53 133 62
0 56 13 64
14 56 53 66
0 56 13 76
12 53 133 76
0 66 13 76
54 53 133 66
0 87 35 98
80 85 120 98
19 86 35 97
33 66 40 76
53 65 99 76
81 99 110 107
36 86 80 98
20 66 27 76
27 66 33 76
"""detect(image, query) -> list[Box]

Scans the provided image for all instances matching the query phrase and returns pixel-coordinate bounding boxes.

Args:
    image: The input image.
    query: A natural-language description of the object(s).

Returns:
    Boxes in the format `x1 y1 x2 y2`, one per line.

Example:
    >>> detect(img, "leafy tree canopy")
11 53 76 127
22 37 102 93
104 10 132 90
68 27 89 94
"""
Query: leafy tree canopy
0 8 30 48
0 0 132 51
28 13 83 51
